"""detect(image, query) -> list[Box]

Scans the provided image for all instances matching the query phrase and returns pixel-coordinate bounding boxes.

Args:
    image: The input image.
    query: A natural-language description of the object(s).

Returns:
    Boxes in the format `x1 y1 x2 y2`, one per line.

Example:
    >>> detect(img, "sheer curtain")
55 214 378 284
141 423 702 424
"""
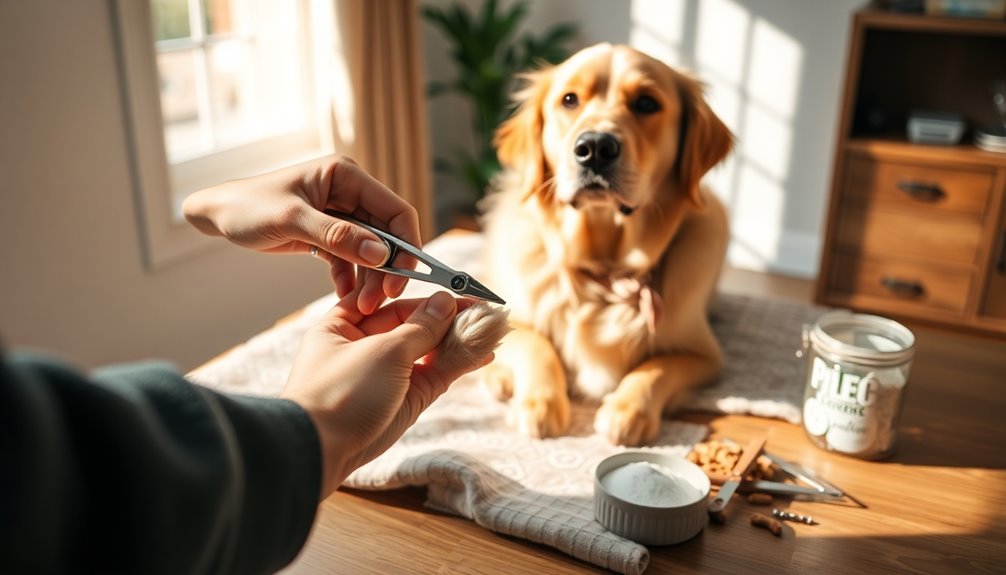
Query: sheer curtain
320 0 434 239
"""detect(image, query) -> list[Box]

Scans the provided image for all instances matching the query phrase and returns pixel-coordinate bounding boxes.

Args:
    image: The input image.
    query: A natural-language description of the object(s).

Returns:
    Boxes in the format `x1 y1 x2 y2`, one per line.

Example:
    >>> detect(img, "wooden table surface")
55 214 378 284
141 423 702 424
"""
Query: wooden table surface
274 268 1006 574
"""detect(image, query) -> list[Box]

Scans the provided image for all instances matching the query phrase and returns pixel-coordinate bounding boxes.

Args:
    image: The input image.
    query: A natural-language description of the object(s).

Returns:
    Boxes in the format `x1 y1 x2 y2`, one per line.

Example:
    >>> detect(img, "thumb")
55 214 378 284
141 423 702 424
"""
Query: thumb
299 208 391 267
384 291 457 361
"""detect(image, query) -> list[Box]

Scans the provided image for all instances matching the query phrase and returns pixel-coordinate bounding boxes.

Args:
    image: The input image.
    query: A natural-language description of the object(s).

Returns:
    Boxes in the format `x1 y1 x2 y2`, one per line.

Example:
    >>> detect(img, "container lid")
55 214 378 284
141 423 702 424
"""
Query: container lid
809 311 915 367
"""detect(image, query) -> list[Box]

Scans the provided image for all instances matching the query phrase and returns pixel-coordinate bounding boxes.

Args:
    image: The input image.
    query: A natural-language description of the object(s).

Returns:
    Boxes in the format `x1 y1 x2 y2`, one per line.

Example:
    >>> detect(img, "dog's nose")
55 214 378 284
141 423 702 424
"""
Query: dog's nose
573 132 620 171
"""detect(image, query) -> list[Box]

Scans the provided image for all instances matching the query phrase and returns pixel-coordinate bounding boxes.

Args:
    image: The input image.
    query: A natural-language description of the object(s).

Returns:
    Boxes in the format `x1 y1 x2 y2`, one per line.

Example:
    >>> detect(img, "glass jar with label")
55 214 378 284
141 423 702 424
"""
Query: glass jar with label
801 311 916 460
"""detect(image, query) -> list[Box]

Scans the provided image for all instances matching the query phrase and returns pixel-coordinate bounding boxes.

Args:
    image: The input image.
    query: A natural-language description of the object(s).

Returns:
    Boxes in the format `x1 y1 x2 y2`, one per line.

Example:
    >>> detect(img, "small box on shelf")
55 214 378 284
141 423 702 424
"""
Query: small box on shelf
906 110 966 145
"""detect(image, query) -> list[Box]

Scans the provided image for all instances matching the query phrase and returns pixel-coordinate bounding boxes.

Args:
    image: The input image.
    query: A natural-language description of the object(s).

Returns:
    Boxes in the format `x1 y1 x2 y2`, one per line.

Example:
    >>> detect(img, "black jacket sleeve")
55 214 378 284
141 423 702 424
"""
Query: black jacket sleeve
0 350 321 575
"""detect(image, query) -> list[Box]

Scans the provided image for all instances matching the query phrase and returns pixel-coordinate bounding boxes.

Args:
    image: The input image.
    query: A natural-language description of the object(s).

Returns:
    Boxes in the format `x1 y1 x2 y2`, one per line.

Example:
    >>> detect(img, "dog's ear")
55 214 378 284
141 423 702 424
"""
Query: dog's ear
495 67 553 197
674 74 733 208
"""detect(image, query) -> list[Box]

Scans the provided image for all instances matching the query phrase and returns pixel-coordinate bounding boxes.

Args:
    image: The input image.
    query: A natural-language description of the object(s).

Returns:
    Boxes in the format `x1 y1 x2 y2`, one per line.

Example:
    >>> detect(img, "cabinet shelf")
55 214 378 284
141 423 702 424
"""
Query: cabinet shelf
846 137 1006 167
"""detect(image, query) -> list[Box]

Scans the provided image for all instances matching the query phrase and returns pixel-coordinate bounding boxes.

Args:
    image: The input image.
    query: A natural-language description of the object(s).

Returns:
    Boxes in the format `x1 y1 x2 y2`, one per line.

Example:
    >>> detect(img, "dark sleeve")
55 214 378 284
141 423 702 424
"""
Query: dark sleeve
0 350 321 575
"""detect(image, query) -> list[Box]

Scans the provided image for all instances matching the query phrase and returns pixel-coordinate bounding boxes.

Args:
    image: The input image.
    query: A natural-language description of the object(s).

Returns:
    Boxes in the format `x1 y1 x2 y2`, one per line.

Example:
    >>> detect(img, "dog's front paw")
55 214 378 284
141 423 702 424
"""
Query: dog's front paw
480 361 513 400
594 393 661 446
510 393 571 439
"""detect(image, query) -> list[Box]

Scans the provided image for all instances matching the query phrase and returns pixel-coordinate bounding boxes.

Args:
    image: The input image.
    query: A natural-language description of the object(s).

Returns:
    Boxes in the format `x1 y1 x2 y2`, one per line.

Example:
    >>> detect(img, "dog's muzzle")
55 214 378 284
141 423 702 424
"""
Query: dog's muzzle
574 131 620 173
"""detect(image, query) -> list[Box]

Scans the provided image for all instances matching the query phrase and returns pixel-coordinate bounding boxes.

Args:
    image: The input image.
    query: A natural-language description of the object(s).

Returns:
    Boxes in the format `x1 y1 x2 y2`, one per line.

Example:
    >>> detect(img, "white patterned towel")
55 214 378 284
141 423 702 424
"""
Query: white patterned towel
189 232 828 574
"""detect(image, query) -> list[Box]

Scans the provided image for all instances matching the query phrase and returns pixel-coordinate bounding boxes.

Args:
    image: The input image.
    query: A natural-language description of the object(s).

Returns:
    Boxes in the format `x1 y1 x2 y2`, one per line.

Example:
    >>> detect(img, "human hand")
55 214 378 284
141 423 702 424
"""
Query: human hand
281 291 496 499
182 155 420 314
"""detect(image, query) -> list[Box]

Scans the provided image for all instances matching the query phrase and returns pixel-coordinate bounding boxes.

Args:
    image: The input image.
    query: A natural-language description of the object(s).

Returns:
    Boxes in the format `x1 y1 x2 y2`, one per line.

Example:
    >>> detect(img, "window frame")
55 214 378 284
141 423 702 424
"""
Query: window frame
112 0 332 269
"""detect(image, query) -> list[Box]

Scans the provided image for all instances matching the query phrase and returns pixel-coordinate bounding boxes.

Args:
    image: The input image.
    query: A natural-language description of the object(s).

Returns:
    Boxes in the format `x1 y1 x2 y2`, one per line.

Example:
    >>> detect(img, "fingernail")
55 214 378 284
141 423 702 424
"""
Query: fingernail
425 291 455 321
359 239 390 266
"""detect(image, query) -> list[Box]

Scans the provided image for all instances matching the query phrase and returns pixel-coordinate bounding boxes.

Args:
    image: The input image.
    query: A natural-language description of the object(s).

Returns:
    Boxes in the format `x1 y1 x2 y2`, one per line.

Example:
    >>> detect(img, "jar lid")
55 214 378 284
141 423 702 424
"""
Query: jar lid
809 311 915 367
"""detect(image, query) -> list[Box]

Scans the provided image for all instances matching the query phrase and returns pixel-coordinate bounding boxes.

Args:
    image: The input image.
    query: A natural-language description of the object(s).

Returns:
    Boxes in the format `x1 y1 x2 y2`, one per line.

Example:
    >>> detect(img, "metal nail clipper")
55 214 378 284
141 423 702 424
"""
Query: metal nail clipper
326 210 506 305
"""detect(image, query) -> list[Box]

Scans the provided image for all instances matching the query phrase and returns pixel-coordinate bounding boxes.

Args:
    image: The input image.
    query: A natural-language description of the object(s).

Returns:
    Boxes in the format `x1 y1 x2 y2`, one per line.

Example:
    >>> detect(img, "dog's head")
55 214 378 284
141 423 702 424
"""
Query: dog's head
495 43 732 216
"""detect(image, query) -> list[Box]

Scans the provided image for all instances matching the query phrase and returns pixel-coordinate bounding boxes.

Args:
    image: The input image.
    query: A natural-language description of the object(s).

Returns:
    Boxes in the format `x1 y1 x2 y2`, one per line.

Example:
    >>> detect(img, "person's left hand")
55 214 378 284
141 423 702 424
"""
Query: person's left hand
281 291 493 498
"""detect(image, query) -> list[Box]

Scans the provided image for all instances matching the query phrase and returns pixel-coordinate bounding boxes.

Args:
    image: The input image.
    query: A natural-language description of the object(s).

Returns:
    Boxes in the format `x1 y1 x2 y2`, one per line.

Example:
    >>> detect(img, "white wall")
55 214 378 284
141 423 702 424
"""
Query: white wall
0 0 861 370
0 0 332 371
422 0 863 277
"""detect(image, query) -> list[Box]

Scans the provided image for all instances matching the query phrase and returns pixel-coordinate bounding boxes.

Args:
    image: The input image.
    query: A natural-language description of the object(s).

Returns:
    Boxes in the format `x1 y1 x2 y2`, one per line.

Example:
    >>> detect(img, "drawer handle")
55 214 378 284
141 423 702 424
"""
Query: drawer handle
881 276 924 297
896 180 945 202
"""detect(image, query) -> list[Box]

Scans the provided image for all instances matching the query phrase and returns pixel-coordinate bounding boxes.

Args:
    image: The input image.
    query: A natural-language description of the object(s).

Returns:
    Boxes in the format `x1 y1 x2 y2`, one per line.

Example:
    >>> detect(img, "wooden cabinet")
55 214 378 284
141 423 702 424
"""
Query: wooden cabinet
817 8 1006 337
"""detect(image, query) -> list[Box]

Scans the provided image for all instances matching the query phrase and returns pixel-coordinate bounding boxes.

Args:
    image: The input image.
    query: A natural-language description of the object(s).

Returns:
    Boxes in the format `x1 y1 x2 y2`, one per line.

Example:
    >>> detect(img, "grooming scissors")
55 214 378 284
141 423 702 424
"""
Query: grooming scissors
325 210 506 305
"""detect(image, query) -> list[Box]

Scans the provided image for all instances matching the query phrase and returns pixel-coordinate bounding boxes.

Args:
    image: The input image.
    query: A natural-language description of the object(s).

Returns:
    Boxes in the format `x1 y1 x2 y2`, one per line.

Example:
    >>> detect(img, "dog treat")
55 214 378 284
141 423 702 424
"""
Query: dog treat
687 440 780 482
773 508 816 525
747 493 773 506
750 513 783 536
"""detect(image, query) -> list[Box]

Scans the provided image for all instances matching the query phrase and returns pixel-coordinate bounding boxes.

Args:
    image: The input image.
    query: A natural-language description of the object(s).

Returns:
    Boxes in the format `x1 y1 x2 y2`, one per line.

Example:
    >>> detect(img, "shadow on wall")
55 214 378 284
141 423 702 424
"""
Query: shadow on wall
423 0 860 278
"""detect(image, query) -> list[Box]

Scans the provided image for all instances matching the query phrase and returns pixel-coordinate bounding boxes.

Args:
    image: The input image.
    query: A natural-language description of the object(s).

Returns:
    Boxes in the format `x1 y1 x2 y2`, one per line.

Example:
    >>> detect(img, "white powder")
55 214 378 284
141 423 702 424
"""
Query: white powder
601 461 702 507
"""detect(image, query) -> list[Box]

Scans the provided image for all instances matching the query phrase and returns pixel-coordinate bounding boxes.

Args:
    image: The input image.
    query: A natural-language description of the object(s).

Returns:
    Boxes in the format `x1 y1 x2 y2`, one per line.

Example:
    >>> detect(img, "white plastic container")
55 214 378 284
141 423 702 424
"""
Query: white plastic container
594 452 710 545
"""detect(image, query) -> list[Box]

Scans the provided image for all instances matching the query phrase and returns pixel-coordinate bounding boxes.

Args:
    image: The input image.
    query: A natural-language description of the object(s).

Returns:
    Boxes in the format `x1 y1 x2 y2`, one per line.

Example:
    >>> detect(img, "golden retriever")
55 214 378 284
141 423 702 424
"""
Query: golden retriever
479 43 733 446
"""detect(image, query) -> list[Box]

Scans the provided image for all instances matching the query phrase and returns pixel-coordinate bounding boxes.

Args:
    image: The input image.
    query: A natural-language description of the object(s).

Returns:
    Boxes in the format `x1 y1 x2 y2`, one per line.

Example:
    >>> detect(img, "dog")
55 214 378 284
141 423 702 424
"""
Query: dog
479 43 733 446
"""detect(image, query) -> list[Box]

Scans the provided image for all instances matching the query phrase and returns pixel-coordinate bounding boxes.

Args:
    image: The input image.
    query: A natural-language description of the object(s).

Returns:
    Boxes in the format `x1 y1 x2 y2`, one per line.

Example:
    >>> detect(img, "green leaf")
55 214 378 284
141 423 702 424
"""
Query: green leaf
422 1 577 199
542 23 578 49
491 1 527 47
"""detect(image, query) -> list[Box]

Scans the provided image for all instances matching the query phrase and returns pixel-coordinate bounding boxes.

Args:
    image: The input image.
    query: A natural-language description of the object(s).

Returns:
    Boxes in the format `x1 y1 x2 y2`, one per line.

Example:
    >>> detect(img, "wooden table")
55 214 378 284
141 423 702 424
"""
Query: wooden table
275 269 1006 574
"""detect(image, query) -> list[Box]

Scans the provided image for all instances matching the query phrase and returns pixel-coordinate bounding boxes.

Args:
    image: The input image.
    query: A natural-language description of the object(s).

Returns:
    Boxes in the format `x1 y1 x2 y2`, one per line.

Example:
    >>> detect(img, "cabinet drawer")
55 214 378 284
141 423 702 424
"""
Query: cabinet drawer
831 253 972 313
846 156 993 216
837 206 982 264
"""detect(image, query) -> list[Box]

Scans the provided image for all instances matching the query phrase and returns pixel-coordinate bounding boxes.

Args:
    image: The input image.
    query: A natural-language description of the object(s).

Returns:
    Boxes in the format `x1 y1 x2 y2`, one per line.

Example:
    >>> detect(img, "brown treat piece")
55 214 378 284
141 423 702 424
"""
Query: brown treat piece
709 509 726 524
747 493 773 505
691 439 781 484
750 513 783 536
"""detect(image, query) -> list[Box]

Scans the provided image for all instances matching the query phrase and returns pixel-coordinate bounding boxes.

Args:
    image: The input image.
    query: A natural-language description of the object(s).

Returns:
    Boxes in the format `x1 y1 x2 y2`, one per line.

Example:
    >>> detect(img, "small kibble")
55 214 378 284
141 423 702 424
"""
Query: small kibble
747 493 773 505
750 513 783 536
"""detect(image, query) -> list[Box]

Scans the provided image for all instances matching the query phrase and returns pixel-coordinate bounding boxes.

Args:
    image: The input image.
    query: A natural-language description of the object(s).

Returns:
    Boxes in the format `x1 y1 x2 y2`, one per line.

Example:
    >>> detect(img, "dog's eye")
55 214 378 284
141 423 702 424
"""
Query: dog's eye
561 93 579 109
631 95 661 115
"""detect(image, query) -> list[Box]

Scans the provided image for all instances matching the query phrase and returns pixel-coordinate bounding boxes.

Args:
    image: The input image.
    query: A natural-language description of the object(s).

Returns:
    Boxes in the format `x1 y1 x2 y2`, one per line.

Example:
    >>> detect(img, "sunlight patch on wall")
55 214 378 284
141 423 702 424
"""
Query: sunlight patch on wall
696 0 750 86
728 164 784 271
741 102 793 180
747 18 803 119
626 0 810 275
628 0 686 66
702 79 741 207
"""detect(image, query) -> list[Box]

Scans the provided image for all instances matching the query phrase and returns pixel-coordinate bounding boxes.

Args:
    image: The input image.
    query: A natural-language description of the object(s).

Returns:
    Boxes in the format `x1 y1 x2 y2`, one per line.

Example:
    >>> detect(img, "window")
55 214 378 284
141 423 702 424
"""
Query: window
114 0 334 268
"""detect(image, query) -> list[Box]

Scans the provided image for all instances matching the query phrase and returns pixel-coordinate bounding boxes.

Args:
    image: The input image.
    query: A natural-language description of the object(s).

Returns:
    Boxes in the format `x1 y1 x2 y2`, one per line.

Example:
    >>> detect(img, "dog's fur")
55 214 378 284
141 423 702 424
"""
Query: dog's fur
479 43 733 446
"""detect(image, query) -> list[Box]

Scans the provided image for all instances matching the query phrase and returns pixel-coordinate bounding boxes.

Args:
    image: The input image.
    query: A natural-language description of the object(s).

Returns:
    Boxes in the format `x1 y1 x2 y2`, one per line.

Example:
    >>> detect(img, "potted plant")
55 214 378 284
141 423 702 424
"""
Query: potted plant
423 0 577 227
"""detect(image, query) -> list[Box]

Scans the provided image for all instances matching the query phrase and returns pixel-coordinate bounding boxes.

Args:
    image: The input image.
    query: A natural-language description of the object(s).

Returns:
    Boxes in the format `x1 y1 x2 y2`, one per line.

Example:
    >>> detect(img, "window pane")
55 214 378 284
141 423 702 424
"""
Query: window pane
208 41 257 149
151 0 315 164
202 0 235 35
157 50 206 159
151 0 191 41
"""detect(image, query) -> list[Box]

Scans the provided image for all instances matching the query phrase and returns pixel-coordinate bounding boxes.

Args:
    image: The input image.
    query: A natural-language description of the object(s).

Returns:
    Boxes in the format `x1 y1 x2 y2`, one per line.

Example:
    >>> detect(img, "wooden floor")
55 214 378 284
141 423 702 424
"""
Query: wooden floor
283 268 1006 575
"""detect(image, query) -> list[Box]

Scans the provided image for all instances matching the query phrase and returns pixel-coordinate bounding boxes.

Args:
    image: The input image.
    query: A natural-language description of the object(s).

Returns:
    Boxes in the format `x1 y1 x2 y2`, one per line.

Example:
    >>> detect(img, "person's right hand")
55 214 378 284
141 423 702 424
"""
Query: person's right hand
182 155 420 314
281 291 494 499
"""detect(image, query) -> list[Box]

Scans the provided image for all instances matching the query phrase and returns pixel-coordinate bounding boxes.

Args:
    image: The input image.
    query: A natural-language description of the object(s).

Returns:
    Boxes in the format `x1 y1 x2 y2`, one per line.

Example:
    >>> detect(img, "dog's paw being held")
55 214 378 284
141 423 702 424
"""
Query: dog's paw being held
594 393 661 446
438 303 510 372
510 394 571 439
